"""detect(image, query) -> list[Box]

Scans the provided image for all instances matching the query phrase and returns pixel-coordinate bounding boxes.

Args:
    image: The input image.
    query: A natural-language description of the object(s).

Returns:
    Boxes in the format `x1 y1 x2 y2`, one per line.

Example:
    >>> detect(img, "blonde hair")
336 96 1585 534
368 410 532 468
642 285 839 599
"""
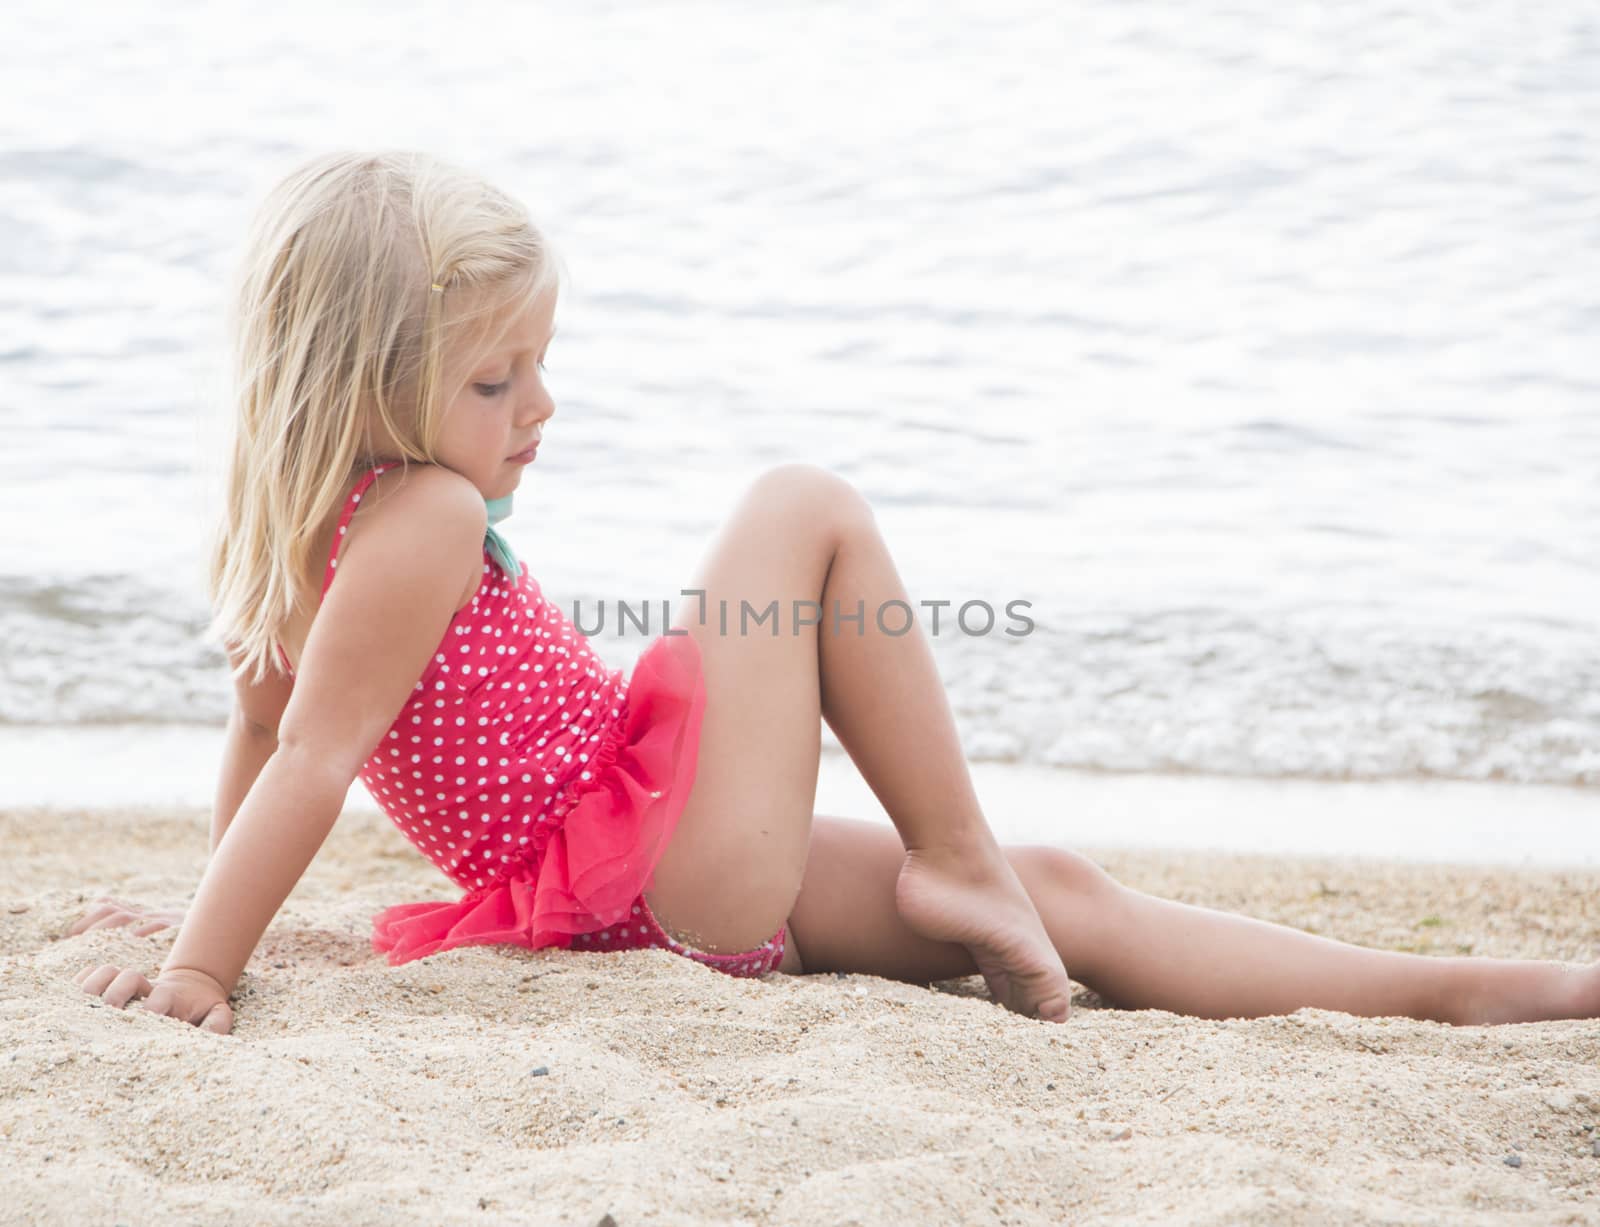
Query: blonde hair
204 150 565 685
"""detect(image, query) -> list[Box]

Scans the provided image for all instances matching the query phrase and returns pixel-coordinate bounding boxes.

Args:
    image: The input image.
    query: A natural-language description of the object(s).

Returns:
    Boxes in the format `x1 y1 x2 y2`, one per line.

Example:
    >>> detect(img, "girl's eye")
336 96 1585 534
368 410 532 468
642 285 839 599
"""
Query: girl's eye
470 358 547 396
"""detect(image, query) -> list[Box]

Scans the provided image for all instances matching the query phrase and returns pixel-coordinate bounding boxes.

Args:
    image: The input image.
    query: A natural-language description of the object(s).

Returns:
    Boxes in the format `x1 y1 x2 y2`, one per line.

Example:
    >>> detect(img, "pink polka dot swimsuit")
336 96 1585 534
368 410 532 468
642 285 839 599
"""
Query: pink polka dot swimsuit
277 462 786 979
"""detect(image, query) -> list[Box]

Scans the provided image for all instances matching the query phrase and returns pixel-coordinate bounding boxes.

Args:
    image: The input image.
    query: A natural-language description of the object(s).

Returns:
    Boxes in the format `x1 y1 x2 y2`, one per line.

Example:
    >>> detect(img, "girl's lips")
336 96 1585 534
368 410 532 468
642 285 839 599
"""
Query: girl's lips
509 444 539 463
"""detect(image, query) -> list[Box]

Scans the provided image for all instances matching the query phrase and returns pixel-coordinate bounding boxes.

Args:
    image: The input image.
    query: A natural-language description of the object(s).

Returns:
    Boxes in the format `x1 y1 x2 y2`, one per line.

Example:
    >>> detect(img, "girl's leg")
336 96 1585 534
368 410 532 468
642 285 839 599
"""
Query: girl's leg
643 464 1074 1021
787 816 1600 1025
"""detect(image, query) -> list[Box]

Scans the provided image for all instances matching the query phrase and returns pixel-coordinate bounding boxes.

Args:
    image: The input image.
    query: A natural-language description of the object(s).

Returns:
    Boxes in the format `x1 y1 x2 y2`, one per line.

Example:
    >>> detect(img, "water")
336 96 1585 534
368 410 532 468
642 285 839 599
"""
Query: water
2 1 1597 802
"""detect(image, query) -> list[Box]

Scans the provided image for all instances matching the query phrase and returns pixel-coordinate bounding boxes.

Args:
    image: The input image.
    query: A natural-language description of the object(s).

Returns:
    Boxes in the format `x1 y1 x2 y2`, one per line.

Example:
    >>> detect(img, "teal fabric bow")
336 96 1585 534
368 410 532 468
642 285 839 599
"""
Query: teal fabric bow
484 494 521 579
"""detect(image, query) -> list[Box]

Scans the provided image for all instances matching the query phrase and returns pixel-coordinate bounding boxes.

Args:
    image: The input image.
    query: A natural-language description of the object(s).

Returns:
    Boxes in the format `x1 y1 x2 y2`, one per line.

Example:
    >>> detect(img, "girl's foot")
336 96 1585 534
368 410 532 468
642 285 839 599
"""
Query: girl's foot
895 837 1075 1023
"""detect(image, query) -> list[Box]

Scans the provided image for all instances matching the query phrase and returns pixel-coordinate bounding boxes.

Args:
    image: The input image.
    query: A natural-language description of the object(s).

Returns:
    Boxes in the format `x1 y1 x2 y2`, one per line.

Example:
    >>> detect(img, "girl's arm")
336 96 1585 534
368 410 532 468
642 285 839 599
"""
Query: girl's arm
164 742 353 992
73 467 486 1017
212 711 280 857
212 640 294 856
145 469 489 1002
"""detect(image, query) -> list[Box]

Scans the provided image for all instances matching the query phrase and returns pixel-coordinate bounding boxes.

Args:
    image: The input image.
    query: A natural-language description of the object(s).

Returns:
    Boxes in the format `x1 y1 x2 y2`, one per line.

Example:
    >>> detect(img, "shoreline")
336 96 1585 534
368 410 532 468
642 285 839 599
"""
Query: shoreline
2 722 1597 868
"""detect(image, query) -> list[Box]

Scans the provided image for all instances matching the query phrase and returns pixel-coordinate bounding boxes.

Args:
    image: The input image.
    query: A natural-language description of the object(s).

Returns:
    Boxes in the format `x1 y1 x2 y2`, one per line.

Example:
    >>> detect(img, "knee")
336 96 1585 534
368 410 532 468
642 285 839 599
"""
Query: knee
746 463 875 538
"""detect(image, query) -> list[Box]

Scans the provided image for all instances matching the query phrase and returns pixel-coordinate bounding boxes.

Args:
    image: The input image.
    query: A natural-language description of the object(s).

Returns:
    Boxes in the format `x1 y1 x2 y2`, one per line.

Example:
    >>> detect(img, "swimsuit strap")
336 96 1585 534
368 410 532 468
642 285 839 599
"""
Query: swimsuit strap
275 462 399 676
321 462 399 599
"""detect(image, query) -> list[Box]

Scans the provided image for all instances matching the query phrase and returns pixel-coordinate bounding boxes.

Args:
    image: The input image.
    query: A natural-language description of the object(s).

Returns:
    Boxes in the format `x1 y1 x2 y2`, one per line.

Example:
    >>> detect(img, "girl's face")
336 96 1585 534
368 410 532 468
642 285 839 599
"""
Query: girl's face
434 286 557 501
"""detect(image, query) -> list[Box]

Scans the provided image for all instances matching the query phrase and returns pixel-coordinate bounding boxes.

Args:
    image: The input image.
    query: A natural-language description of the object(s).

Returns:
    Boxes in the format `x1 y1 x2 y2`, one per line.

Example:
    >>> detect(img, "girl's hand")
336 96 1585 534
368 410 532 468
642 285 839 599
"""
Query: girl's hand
63 895 186 938
72 964 234 1035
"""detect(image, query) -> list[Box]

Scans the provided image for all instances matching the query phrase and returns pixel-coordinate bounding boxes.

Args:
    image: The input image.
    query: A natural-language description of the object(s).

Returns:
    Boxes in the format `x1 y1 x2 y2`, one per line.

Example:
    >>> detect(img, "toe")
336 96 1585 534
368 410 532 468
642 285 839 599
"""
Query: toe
1035 995 1072 1023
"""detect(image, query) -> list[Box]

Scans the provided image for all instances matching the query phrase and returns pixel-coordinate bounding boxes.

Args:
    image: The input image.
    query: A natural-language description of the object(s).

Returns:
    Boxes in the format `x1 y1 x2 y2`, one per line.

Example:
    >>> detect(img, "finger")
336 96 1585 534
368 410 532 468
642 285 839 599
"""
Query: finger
77 964 122 995
83 911 139 933
103 968 153 1010
65 904 119 937
140 982 174 1017
72 906 137 935
131 921 167 937
200 1002 233 1035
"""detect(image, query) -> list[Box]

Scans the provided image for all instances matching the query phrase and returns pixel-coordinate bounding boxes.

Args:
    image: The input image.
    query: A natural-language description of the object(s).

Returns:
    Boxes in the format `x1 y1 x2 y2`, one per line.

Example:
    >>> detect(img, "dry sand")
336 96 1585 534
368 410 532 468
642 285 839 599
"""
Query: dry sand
3 801 1597 1226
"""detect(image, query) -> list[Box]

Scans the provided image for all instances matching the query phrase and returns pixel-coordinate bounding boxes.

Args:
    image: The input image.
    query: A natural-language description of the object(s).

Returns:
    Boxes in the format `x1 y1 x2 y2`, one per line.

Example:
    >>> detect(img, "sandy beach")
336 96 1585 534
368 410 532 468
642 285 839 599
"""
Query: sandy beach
4 800 1598 1226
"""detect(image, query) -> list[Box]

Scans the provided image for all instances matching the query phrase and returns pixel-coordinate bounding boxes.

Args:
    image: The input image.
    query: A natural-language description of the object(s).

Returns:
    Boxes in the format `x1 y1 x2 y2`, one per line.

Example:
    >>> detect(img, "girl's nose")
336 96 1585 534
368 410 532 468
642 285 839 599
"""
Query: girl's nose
517 391 553 427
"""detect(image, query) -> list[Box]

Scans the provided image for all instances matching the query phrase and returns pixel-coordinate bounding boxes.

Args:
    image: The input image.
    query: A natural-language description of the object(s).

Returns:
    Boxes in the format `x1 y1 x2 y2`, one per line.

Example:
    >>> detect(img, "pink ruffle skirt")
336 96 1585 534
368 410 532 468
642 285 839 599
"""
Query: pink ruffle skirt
369 631 707 965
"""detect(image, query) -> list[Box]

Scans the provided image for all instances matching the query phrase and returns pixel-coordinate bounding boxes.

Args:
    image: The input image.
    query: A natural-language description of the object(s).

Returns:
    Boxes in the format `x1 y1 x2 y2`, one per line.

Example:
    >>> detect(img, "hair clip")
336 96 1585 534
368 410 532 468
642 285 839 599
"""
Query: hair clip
430 283 445 293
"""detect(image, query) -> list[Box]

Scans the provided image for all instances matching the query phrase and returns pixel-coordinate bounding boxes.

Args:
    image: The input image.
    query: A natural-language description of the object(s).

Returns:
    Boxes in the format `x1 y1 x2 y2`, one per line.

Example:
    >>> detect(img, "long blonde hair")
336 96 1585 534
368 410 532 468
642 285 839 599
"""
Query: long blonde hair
205 150 565 685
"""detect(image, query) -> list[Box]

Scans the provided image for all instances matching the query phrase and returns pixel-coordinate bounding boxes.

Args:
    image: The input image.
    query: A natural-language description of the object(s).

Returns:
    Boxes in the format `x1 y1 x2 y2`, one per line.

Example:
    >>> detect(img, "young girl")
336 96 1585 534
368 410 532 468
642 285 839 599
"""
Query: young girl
69 150 1597 1037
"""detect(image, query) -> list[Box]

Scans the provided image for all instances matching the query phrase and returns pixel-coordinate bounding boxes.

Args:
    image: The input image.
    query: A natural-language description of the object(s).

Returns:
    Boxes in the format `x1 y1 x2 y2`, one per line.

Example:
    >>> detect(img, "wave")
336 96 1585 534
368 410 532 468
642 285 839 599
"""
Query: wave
4 576 1595 787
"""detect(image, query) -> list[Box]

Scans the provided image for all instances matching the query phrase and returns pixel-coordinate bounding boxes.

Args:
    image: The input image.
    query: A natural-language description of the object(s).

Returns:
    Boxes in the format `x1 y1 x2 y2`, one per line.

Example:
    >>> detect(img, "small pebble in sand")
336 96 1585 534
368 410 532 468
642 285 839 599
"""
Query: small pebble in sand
1592 1137 1599 1158
596 1215 619 1227
530 1066 549 1077
1503 1154 1522 1168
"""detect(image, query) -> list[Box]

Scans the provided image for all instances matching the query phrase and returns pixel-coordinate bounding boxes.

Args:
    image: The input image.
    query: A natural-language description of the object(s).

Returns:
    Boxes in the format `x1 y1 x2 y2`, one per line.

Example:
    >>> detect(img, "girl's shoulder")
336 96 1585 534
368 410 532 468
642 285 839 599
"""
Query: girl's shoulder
341 463 488 606
279 464 488 675
270 465 493 771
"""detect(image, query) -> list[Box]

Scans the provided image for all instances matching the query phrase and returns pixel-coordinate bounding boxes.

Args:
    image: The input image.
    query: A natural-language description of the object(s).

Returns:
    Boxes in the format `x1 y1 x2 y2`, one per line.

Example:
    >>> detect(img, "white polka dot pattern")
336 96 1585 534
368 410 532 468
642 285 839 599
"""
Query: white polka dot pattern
309 464 631 895
285 462 786 979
